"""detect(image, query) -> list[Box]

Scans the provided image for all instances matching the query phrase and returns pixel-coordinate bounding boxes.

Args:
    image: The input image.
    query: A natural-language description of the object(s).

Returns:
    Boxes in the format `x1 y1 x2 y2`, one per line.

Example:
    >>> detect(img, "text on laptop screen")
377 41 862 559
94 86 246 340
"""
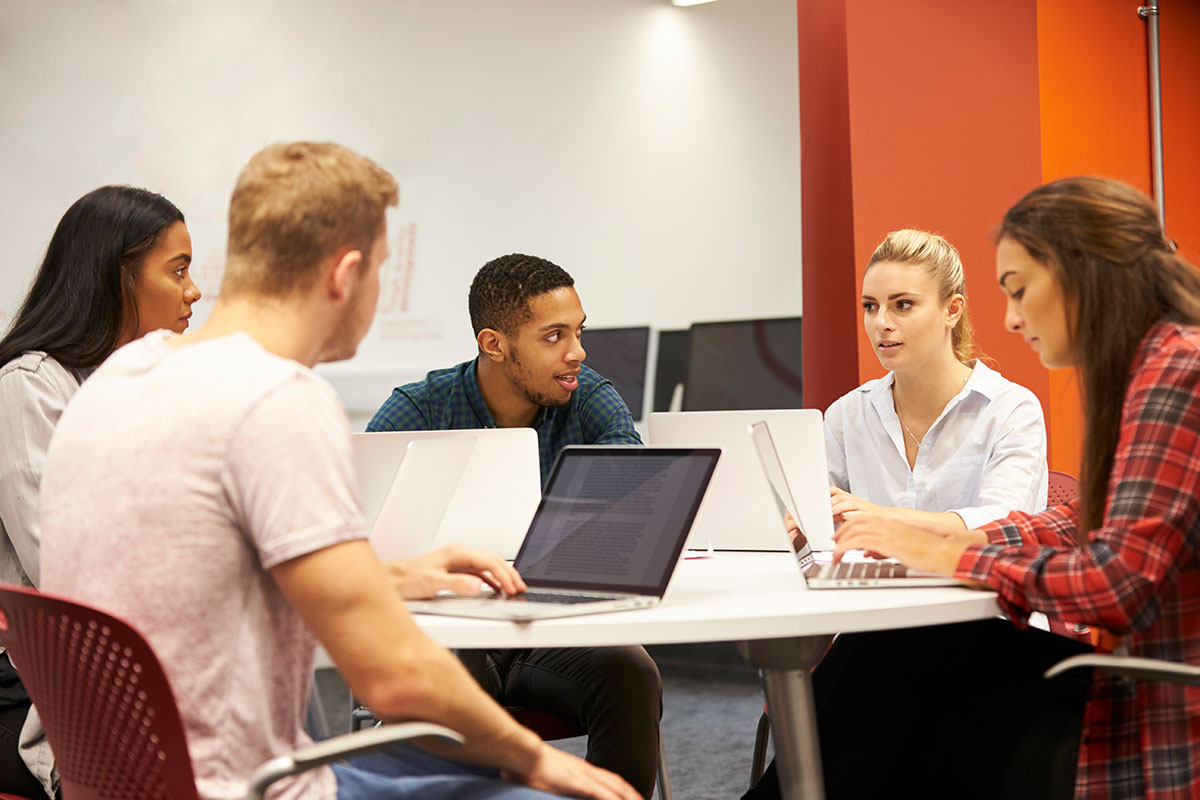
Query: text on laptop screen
513 449 716 593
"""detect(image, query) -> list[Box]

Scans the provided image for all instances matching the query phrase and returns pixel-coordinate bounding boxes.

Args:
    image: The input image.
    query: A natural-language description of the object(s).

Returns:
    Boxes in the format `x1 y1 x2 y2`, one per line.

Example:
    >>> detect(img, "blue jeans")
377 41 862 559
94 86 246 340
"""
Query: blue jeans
333 742 559 800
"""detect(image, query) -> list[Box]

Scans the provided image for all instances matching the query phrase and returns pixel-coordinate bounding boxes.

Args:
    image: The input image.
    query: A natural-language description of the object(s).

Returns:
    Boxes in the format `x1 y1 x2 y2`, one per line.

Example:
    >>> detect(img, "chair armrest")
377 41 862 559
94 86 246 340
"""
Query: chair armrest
1045 653 1200 687
247 722 465 800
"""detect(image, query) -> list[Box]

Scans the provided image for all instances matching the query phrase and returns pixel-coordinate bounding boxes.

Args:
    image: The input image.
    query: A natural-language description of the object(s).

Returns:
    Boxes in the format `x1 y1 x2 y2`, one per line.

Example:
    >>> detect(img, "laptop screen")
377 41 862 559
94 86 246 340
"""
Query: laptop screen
513 447 719 594
748 421 816 568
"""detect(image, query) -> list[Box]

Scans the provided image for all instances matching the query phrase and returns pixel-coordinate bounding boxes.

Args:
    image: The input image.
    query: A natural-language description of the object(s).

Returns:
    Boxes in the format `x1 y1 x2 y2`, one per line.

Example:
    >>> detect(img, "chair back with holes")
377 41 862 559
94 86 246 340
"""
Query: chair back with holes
0 585 199 800
1047 469 1080 507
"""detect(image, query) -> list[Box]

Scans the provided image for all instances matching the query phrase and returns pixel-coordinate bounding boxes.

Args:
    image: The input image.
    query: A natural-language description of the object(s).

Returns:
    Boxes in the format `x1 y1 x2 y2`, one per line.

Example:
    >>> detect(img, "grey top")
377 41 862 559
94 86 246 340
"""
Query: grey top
0 351 88 587
0 350 87 798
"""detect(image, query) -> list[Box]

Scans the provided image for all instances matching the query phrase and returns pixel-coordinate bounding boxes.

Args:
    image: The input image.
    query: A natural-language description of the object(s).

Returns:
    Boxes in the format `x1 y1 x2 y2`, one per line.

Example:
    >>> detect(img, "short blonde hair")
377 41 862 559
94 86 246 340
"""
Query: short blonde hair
224 142 398 297
866 228 974 362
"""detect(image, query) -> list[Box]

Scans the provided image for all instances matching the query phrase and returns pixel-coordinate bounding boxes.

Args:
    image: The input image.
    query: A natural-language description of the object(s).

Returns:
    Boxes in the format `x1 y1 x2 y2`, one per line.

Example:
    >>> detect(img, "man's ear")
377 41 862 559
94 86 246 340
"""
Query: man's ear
328 247 365 301
477 328 507 363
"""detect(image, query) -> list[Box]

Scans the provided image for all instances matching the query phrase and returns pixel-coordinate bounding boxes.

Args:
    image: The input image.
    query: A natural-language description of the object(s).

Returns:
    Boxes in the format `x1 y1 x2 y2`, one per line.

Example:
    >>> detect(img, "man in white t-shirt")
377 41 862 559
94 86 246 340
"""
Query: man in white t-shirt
38 142 638 800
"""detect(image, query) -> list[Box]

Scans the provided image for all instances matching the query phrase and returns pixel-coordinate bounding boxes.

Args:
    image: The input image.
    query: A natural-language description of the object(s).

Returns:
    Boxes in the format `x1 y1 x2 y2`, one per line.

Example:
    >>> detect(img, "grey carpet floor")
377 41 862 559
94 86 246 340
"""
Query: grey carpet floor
315 642 771 800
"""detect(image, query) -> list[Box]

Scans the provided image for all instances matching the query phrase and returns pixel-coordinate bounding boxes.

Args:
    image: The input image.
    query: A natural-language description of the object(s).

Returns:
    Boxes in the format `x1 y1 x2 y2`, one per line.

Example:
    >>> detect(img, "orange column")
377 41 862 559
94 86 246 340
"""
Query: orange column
797 0 860 412
1159 3 1200 260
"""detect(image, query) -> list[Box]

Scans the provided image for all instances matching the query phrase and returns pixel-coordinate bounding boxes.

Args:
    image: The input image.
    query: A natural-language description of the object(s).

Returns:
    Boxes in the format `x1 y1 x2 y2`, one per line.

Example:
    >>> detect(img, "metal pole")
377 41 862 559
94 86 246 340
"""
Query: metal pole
1139 3 1165 226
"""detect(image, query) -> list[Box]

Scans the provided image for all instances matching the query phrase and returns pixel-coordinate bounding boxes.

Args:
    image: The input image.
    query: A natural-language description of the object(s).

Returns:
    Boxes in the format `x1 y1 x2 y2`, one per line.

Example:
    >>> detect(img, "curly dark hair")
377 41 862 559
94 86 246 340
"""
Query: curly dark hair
468 253 575 336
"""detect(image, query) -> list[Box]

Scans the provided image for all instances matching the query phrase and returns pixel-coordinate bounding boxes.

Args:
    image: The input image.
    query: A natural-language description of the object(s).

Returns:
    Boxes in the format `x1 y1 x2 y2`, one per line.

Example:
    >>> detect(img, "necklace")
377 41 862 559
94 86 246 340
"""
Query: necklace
900 416 924 448
896 368 970 449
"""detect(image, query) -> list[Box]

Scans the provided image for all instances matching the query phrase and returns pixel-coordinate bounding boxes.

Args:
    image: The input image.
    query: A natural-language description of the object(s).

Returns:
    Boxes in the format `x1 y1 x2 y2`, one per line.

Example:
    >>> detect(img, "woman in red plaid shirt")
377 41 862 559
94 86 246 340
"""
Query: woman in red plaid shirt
832 177 1200 799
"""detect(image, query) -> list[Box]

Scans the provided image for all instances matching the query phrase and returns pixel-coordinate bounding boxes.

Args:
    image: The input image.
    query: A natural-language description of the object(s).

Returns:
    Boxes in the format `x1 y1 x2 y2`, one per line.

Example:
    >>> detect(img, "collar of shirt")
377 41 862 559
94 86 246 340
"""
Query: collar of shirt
462 357 550 430
860 360 1000 454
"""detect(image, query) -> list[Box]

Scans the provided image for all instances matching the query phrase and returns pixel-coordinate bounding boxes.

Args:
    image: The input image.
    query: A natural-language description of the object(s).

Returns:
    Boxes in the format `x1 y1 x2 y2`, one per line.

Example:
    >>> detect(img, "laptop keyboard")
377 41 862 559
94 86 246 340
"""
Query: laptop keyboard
501 591 624 605
825 562 910 580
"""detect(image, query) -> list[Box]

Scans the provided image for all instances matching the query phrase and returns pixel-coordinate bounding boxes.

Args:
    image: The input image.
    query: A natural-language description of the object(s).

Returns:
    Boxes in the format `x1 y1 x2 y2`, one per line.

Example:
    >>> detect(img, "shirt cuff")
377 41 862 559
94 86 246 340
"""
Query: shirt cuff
954 542 1001 582
948 506 995 531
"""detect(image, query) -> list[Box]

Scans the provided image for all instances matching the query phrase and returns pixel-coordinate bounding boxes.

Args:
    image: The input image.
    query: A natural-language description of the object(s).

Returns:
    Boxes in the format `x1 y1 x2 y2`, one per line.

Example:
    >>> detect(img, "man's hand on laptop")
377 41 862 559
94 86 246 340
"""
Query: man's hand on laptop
504 740 641 800
384 543 527 600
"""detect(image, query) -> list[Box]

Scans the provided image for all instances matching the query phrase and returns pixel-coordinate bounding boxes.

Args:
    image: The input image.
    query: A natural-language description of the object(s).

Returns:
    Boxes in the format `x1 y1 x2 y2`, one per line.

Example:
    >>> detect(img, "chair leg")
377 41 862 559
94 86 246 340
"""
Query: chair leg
305 681 331 740
656 734 671 800
749 710 771 788
349 695 377 732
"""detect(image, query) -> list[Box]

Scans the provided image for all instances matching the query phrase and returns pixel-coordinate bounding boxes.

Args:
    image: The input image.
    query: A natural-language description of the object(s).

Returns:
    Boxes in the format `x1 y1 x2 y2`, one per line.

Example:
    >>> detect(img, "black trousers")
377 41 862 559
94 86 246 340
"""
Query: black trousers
743 619 1093 800
0 655 50 800
469 646 663 799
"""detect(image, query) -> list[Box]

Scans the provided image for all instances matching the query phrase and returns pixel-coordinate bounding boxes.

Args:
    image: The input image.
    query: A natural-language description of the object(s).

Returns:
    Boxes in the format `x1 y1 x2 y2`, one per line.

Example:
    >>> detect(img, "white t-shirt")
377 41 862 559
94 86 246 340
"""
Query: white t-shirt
824 360 1048 528
40 331 366 800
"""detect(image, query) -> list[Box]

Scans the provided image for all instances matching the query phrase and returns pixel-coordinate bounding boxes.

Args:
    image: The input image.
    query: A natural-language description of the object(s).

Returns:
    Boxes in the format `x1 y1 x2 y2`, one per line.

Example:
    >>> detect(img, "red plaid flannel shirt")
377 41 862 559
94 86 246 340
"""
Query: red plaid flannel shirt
956 322 1200 800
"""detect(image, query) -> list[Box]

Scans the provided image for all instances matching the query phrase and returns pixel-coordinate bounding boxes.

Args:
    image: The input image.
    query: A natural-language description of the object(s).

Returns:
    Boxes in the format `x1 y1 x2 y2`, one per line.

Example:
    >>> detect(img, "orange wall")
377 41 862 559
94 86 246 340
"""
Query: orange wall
1036 0 1200 475
841 0 1049 410
1037 0 1150 476
798 0 1200 476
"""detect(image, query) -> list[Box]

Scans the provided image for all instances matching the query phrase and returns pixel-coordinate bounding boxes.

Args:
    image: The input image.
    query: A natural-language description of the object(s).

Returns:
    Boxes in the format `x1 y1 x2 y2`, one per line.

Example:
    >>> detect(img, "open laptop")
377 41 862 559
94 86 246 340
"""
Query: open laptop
351 429 541 560
749 421 960 588
405 446 720 621
649 409 835 550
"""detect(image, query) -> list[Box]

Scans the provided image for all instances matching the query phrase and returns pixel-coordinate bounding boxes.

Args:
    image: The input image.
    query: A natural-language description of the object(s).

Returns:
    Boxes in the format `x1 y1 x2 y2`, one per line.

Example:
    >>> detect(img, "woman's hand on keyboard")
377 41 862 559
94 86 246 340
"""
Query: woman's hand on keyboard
831 513 977 578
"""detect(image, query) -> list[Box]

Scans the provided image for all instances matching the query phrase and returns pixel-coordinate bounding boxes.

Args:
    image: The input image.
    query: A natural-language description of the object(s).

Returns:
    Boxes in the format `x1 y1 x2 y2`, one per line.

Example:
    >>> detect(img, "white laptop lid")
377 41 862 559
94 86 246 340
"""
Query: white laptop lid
648 409 835 550
370 437 476 561
351 429 541 560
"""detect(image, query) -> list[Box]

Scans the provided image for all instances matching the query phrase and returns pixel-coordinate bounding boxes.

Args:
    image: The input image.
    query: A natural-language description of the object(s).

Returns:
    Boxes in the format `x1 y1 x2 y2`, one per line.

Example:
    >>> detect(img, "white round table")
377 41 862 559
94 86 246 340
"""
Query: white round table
411 552 1000 800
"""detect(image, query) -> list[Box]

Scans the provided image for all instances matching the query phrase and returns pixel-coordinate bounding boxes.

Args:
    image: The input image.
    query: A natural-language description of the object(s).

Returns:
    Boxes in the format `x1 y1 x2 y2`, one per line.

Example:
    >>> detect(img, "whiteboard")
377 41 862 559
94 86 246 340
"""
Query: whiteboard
0 0 801 411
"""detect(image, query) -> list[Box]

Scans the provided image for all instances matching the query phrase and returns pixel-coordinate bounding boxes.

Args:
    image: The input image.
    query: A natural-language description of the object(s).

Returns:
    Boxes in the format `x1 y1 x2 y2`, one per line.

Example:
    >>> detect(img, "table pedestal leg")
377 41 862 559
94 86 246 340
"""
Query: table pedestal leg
738 636 834 800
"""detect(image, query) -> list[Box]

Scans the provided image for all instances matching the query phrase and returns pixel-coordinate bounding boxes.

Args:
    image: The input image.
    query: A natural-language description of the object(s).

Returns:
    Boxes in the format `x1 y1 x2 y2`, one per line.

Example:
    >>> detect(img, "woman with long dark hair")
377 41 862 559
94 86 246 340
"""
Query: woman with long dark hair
831 176 1200 799
0 185 201 798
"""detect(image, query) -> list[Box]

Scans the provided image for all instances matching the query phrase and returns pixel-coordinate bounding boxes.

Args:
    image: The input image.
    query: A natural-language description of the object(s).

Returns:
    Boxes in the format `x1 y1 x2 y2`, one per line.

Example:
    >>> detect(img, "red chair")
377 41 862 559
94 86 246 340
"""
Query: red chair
0 585 462 800
1047 469 1080 507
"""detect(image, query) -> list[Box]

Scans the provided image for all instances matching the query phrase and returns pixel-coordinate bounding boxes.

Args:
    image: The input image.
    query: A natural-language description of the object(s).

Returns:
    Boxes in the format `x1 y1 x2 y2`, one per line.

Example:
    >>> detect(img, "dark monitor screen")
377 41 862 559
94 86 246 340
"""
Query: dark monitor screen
581 326 650 419
652 329 691 413
682 317 803 411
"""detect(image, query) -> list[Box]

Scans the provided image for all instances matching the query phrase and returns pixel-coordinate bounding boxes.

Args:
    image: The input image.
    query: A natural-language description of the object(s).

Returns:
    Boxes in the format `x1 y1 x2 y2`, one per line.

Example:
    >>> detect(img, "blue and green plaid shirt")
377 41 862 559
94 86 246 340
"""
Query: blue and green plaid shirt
366 358 642 484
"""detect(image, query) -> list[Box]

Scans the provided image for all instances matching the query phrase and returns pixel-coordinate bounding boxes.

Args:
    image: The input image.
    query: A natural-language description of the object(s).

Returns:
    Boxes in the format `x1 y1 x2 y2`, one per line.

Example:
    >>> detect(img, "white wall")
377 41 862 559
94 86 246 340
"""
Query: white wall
0 0 801 414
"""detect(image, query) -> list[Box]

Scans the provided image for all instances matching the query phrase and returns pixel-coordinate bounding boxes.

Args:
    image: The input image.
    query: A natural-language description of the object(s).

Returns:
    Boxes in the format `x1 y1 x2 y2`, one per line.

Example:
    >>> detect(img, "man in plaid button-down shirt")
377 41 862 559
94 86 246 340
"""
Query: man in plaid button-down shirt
367 254 662 799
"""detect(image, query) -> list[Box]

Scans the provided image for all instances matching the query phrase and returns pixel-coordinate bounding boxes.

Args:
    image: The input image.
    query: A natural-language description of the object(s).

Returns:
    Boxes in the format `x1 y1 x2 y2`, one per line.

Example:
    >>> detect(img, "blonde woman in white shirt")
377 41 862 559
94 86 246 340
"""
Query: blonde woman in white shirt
0 185 201 799
824 228 1047 532
747 229 1053 800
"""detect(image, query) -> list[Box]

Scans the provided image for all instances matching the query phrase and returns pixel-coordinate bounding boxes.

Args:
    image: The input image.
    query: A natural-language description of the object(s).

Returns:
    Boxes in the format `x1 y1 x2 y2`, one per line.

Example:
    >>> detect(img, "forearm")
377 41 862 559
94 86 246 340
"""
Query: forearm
274 542 541 772
369 641 542 771
879 506 974 536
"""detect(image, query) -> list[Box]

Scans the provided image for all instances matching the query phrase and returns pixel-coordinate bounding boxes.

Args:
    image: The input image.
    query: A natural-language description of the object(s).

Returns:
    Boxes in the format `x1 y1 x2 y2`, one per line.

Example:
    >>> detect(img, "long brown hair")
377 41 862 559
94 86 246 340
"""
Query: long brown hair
998 177 1200 538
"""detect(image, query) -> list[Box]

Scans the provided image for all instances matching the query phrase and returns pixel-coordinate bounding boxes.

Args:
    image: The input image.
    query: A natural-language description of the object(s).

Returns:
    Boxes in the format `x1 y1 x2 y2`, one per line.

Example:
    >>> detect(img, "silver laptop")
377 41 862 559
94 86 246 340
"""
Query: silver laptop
352 429 541 560
649 409 835 550
750 421 960 589
405 446 721 621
